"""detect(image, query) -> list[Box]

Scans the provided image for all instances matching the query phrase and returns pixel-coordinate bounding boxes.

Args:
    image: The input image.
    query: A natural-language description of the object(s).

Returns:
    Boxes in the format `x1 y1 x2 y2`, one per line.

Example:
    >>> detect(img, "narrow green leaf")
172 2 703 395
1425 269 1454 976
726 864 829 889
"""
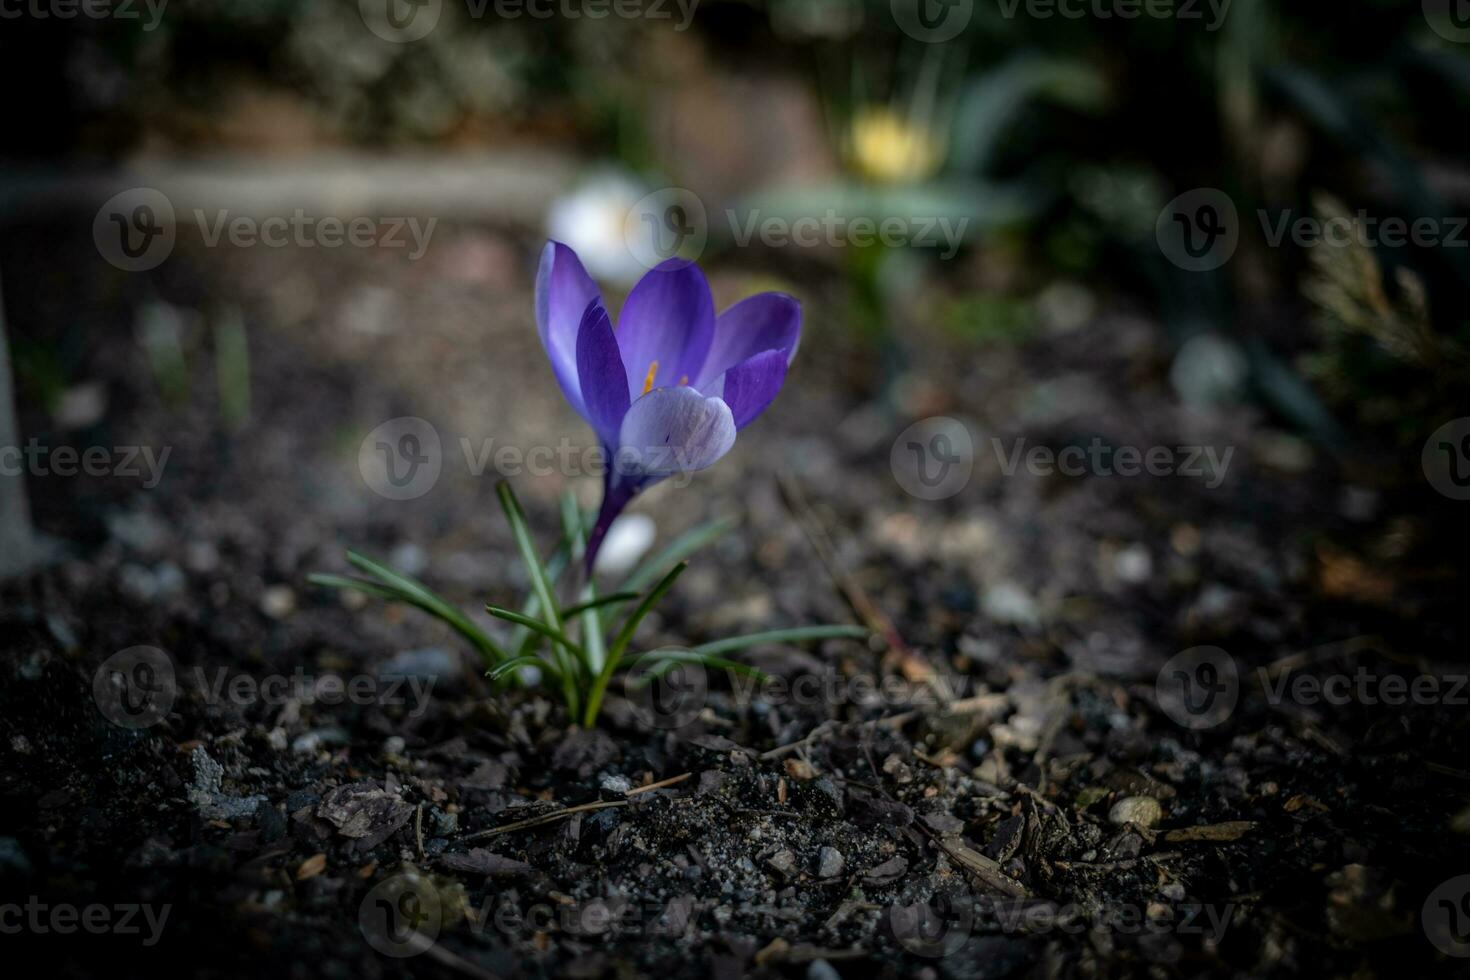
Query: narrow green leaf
496 481 578 714
619 516 736 595
562 592 639 618
329 553 507 667
307 573 402 603
626 651 769 686
560 490 605 676
484 604 583 658
487 655 562 685
692 625 869 658
582 561 688 727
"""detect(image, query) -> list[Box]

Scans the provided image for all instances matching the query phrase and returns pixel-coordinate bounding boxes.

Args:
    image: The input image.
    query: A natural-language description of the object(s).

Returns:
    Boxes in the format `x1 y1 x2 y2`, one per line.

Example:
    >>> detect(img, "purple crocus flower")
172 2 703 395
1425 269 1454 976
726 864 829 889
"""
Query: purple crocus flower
535 241 800 571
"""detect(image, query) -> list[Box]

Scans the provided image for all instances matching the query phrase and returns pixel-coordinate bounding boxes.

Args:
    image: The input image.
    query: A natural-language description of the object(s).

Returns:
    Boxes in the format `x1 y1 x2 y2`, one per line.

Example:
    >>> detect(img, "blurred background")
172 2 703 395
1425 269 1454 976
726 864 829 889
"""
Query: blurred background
5 2 1470 977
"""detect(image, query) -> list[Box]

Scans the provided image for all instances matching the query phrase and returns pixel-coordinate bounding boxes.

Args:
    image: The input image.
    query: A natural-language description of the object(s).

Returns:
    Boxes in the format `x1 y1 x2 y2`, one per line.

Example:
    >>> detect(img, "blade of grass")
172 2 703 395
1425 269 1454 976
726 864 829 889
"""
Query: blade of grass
335 553 507 667
510 543 569 658
582 561 688 727
626 651 769 685
496 481 578 716
307 573 403 603
561 490 606 676
562 592 639 618
484 604 584 658
487 654 563 685
618 515 736 595
691 625 869 658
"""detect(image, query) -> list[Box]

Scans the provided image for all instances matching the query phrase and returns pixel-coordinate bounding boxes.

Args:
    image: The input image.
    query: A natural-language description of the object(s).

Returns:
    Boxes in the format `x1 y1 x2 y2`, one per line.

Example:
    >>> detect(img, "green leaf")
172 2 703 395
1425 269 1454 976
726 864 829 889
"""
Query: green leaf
307 573 401 603
484 604 583 658
692 625 868 658
582 561 688 727
626 650 769 686
619 516 736 595
487 655 562 685
322 553 507 667
561 490 606 675
562 592 639 619
496 481 578 714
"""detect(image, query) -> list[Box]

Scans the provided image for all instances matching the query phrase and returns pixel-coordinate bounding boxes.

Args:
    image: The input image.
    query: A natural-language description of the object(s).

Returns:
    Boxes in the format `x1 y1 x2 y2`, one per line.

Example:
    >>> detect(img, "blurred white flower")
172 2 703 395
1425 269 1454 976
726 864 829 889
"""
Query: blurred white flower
593 512 657 577
546 172 648 286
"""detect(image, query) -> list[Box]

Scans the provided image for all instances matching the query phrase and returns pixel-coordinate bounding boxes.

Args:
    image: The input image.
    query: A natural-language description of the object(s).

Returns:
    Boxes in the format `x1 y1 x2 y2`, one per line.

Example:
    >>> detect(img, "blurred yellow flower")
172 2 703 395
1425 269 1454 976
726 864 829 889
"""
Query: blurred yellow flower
849 108 942 184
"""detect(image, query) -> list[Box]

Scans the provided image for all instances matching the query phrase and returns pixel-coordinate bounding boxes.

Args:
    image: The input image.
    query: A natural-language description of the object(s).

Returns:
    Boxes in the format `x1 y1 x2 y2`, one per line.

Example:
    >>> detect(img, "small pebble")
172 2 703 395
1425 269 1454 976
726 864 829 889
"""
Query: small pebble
260 585 296 619
817 846 845 878
767 849 797 875
1109 795 1163 829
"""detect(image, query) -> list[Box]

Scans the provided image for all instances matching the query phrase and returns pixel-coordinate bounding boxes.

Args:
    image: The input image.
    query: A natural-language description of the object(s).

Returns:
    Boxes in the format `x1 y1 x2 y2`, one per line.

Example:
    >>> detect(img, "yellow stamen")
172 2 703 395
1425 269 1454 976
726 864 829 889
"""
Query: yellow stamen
642 360 659 395
678 375 689 386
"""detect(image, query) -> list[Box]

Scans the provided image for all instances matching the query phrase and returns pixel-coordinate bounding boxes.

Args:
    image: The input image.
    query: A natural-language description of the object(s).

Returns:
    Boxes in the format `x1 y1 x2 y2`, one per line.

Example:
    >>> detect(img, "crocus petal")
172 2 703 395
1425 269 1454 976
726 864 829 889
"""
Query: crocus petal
695 292 800 391
535 241 602 418
615 386 736 480
718 349 790 429
614 259 715 402
575 302 630 449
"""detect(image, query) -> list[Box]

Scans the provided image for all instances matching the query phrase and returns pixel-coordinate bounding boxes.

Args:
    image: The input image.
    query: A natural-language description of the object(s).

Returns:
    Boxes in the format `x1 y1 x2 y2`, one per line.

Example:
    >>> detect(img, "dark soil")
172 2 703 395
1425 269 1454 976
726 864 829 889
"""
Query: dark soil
3 222 1470 979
